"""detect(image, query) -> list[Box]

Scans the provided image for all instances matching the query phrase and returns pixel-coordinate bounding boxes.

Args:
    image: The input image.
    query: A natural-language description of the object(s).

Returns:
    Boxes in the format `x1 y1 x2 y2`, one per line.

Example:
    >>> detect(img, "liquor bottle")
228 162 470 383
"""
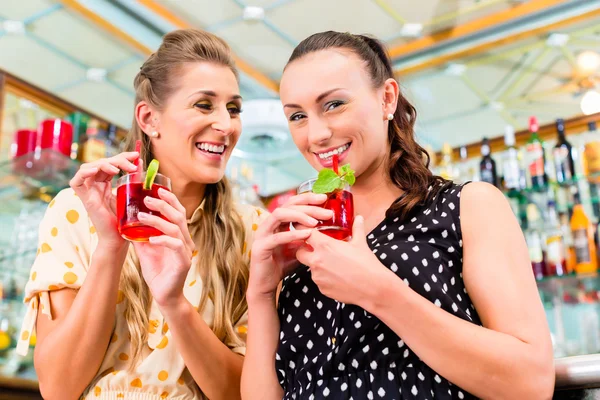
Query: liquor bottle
526 116 547 190
503 126 522 190
584 122 600 183
553 118 575 185
571 195 598 275
545 201 567 277
438 143 457 180
479 137 498 187
526 203 546 280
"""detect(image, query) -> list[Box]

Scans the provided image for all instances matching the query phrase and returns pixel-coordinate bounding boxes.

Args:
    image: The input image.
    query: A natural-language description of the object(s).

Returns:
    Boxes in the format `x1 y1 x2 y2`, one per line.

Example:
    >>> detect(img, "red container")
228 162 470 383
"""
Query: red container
39 119 73 157
318 189 354 240
116 173 171 242
12 129 37 158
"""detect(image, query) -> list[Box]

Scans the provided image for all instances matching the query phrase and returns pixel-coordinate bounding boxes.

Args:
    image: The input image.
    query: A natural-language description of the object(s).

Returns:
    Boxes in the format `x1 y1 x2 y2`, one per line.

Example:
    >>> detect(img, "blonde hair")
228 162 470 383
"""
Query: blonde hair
121 29 248 368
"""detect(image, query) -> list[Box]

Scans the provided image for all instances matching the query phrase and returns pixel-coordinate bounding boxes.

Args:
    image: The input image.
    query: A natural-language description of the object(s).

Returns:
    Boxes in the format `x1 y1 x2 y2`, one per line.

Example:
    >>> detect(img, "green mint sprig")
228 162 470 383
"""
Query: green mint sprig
312 164 356 194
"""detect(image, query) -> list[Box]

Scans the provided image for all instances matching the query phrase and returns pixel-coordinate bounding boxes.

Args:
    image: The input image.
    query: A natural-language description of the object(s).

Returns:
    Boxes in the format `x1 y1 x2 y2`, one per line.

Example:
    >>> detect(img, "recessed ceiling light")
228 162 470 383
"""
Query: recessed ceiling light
577 50 600 74
581 90 600 115
399 23 423 38
3 20 26 35
546 33 569 47
86 68 107 82
243 6 265 22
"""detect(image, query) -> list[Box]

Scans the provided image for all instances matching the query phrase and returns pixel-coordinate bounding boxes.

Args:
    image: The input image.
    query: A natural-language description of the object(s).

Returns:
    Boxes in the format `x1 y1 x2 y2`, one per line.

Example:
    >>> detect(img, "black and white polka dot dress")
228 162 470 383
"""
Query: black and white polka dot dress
276 182 481 400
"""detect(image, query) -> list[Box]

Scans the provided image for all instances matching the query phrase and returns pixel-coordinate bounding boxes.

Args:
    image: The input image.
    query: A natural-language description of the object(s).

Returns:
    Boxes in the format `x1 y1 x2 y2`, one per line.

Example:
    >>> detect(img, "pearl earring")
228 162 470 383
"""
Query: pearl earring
387 113 394 121
150 131 159 138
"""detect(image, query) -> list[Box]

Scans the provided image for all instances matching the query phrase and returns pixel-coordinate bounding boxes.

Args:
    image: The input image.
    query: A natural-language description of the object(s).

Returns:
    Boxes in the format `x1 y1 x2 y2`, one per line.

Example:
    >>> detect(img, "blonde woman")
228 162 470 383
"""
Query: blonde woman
17 29 266 400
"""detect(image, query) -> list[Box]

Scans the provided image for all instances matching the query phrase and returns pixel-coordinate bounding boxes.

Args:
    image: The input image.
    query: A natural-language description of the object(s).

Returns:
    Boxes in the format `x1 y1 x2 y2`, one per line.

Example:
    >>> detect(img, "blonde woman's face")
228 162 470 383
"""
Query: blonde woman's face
152 62 242 184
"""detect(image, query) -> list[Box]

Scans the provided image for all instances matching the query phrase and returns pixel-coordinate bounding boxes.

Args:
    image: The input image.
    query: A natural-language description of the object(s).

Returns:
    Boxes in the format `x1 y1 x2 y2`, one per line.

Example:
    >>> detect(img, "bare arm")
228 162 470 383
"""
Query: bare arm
158 299 245 400
367 183 554 399
241 291 284 400
34 244 128 400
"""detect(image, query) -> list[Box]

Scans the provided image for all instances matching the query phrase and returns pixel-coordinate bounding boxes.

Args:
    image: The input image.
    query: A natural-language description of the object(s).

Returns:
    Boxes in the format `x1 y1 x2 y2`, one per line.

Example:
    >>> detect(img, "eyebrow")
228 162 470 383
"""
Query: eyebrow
283 88 343 109
190 90 242 101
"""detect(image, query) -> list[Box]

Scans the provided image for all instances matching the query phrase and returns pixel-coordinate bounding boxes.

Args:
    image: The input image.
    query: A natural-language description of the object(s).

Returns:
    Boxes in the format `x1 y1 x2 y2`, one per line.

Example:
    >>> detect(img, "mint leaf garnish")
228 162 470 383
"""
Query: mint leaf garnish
313 169 341 194
312 164 356 194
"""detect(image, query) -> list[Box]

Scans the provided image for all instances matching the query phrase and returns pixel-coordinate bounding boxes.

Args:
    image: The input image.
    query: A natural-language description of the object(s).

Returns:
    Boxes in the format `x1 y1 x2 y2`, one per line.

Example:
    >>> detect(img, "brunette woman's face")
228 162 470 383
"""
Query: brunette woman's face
280 49 397 178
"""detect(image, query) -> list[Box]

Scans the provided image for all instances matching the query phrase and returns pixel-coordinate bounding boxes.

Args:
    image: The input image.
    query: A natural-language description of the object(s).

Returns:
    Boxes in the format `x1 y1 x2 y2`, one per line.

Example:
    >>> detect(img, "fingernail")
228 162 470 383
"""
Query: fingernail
138 212 147 219
144 196 153 203
158 188 167 195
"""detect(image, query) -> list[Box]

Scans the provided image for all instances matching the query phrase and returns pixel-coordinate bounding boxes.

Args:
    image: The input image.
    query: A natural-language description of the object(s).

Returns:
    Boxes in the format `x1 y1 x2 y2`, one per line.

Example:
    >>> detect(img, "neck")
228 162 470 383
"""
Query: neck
172 180 206 219
352 155 403 232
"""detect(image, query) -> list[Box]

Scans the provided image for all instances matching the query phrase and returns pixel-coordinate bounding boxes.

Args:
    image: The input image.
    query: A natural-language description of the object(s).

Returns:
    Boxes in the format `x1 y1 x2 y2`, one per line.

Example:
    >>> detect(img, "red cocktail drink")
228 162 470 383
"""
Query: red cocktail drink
298 178 354 241
116 172 171 242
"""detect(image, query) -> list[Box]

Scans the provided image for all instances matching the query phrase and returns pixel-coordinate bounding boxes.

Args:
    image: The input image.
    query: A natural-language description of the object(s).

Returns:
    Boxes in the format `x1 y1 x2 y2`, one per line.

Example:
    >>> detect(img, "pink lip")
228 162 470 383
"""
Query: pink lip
315 144 351 168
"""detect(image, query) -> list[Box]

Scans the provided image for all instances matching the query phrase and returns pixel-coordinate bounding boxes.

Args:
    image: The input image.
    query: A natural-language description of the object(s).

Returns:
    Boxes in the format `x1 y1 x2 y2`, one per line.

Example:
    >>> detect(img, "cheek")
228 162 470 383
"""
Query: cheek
289 125 309 152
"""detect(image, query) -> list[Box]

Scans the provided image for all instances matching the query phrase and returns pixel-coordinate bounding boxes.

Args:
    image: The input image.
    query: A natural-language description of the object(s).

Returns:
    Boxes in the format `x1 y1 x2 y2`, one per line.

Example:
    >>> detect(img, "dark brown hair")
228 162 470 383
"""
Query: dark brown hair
286 31 446 220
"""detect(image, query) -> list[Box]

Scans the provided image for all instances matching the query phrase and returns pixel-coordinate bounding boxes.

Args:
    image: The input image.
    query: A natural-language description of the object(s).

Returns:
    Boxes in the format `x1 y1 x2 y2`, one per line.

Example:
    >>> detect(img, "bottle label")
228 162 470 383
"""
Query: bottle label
527 234 544 263
585 142 600 175
573 229 591 264
527 142 544 178
546 236 565 265
503 159 521 189
481 169 494 184
553 147 572 182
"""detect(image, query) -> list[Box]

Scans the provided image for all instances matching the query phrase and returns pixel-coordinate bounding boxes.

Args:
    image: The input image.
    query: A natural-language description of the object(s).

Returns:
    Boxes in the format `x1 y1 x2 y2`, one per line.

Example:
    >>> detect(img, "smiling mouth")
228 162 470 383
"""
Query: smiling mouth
195 142 226 155
316 142 351 161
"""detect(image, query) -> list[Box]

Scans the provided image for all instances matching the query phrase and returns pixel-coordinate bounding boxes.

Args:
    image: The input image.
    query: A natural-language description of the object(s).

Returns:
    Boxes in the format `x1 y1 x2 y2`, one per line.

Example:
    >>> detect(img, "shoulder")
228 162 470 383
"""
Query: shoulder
460 181 507 212
459 181 515 233
44 188 89 224
234 202 269 228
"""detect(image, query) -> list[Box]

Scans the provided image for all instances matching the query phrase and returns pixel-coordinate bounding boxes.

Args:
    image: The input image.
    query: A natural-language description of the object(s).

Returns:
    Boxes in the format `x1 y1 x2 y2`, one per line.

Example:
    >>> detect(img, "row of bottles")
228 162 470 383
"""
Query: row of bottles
431 116 600 280
435 118 600 190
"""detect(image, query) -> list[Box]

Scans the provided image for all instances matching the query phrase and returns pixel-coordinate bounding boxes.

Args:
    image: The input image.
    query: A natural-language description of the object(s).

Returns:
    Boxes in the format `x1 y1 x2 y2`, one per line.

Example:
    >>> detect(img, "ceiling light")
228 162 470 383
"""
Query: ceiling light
577 51 600 74
399 23 423 38
444 63 466 76
546 33 569 47
86 68 107 82
2 20 26 35
243 6 265 22
580 90 600 115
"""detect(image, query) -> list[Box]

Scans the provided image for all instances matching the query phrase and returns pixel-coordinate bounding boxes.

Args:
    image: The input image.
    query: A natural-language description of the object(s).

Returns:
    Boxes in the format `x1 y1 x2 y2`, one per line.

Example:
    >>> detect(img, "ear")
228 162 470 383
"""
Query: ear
135 100 159 138
382 78 400 119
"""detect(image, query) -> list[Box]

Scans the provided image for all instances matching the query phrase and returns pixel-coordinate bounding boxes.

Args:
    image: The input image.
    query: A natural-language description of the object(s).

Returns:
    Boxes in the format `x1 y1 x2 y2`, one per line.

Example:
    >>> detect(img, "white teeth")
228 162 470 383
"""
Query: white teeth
318 143 350 159
196 143 225 154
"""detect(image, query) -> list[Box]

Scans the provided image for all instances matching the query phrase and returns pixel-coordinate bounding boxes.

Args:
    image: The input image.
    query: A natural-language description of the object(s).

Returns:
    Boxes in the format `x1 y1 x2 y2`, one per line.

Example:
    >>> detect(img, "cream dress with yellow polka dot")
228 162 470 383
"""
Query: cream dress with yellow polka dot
17 188 268 400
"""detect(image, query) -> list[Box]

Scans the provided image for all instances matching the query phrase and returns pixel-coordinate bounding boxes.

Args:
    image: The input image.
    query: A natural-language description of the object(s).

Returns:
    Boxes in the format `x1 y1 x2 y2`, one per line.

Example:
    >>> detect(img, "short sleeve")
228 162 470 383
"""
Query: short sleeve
229 204 269 356
17 188 92 355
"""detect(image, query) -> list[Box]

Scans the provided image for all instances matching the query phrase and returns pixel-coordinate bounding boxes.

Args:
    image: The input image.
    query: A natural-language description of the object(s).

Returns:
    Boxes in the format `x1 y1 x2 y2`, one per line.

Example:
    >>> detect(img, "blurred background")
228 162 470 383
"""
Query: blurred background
0 0 599 397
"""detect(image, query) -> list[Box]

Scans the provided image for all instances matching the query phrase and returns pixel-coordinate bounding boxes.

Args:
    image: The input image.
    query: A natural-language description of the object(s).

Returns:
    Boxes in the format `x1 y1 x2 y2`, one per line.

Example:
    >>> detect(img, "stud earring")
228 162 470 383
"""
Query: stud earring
150 131 159 138
387 113 394 121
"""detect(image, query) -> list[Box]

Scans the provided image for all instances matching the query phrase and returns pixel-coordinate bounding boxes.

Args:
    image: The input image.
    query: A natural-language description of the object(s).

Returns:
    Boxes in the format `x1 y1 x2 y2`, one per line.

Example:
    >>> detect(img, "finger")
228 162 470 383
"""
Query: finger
284 193 328 207
148 235 189 258
295 244 314 267
259 208 319 235
145 195 194 249
157 188 186 216
350 215 365 243
257 229 312 252
107 155 138 173
137 212 180 239
288 205 334 221
70 167 99 188
305 228 333 248
96 162 120 176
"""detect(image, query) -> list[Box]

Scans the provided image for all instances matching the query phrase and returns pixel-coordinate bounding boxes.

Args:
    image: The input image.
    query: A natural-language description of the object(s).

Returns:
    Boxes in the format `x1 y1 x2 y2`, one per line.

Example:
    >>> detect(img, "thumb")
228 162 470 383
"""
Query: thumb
351 215 366 242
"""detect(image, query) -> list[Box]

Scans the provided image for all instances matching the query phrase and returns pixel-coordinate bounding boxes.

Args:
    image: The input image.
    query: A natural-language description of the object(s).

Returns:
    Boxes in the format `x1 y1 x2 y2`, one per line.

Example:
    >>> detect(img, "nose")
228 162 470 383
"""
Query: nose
307 116 332 146
211 106 233 136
